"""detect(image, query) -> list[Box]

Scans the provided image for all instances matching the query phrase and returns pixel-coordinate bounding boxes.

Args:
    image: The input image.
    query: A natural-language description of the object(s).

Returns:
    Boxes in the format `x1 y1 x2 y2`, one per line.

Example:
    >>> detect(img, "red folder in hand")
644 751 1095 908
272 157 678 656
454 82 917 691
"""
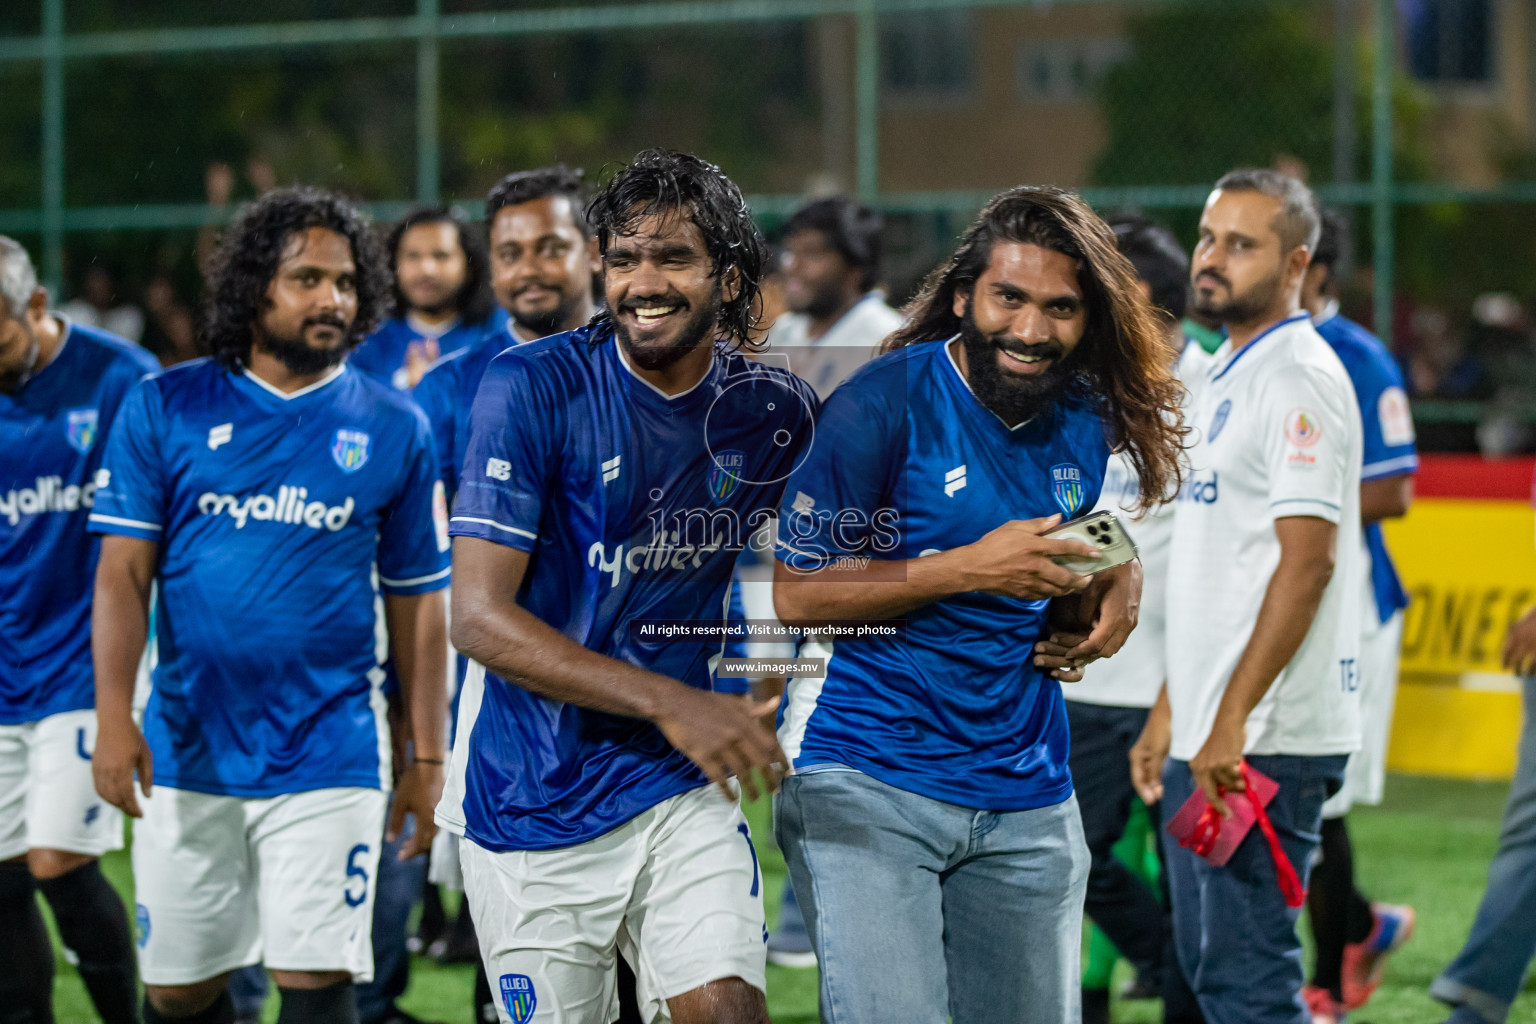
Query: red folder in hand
1165 762 1307 907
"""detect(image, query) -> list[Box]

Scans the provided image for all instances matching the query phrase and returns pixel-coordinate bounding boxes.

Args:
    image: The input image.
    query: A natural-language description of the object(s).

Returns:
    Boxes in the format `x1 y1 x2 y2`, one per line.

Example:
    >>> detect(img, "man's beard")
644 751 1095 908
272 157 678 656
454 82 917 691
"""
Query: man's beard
958 304 1077 425
612 282 724 373
796 279 849 321
255 318 352 375
1192 266 1284 325
512 290 580 339
0 336 39 395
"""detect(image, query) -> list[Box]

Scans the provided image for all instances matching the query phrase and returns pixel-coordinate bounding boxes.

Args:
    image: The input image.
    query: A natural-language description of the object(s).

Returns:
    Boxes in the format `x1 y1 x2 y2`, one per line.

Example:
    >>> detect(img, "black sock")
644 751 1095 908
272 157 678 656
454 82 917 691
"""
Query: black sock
473 960 494 1023
276 982 357 1024
1308 816 1366 1001
37 860 138 1024
0 861 54 1024
143 991 233 1024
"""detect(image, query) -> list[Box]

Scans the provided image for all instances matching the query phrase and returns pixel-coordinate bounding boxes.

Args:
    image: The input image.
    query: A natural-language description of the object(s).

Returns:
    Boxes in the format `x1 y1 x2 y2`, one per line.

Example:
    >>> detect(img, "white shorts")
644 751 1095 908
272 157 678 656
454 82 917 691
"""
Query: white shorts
0 709 124 861
1324 610 1404 818
461 784 767 1024
132 785 387 985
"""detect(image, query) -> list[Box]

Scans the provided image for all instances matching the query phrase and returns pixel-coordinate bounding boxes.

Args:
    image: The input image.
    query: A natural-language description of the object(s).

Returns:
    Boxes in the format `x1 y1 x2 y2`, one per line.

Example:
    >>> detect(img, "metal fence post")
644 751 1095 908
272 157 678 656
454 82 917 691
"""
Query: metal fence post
854 0 878 204
1371 0 1393 349
417 0 441 206
41 0 64 295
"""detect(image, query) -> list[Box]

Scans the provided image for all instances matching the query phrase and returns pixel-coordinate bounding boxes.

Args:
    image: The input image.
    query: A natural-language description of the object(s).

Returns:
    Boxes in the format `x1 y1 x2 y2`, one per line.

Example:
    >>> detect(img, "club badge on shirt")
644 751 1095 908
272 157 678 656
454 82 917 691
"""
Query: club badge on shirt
65 408 99 454
1284 408 1322 448
331 428 372 473
1052 464 1085 517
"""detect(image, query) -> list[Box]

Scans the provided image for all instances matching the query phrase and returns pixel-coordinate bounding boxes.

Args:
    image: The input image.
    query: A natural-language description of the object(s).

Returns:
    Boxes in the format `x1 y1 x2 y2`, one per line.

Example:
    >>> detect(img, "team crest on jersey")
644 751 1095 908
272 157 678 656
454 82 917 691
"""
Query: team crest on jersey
331 428 371 473
1051 464 1084 517
707 449 745 505
1284 408 1322 447
499 974 536 1024
1208 399 1232 442
65 408 99 453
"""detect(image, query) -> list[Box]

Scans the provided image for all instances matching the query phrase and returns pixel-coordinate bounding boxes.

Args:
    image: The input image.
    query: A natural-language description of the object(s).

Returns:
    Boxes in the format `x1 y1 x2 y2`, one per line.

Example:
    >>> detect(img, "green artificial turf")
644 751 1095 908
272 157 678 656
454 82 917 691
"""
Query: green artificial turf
43 774 1533 1023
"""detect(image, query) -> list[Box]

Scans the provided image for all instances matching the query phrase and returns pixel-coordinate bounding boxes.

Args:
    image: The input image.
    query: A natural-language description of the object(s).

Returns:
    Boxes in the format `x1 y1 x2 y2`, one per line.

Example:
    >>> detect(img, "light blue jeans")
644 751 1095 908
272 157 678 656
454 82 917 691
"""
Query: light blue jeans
775 767 1089 1024
1432 675 1536 1024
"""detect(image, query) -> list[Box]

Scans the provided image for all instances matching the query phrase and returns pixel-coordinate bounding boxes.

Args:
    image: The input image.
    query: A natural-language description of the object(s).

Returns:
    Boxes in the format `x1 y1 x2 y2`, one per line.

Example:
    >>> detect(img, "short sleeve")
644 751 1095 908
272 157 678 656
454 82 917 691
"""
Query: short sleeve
88 379 167 541
448 353 555 554
775 378 901 572
1355 349 1418 481
1262 365 1355 524
376 410 452 595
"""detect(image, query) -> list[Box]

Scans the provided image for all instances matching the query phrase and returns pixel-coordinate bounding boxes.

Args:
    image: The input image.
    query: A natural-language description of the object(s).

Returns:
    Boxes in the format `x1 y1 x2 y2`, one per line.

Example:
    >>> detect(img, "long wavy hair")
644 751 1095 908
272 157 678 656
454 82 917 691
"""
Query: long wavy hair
585 150 766 351
885 186 1186 505
201 187 390 370
385 206 496 324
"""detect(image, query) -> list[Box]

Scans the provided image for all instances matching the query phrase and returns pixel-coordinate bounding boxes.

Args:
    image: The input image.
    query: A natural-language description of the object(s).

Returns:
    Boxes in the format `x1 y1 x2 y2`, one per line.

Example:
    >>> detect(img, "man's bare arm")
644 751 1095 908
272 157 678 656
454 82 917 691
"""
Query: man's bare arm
91 535 158 817
384 590 448 858
1360 473 1412 525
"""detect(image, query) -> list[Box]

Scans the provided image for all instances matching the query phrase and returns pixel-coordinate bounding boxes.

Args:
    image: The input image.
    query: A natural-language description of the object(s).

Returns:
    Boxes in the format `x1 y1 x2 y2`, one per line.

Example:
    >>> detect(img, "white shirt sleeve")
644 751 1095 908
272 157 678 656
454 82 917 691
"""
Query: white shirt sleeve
1261 364 1353 524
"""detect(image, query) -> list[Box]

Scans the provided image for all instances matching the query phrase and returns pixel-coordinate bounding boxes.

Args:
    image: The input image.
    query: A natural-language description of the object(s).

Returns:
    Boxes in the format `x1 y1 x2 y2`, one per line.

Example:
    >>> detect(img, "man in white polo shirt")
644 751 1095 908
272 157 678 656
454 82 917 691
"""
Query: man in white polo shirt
1131 169 1363 1024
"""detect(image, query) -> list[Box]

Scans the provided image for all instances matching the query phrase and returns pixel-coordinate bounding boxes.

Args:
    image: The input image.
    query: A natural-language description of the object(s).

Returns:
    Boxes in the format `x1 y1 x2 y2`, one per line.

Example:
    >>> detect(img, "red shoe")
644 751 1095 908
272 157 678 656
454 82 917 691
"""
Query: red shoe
1303 984 1347 1023
1341 902 1416 1009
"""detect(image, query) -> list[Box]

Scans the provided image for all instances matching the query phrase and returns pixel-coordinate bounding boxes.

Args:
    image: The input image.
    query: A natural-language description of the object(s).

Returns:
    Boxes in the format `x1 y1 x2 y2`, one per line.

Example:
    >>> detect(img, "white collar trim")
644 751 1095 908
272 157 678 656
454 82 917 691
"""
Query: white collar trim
242 363 347 401
614 339 712 402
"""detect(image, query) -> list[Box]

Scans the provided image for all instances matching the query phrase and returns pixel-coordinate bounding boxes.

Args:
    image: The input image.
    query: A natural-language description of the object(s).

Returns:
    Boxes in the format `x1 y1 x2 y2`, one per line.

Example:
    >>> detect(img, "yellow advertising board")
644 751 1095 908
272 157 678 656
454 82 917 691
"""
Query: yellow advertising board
1383 492 1535 779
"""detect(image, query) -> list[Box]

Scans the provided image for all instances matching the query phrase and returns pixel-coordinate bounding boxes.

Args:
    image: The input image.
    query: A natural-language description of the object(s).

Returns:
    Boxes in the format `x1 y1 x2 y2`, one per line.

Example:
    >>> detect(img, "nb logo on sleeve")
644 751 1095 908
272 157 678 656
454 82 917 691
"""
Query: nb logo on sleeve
486 458 512 481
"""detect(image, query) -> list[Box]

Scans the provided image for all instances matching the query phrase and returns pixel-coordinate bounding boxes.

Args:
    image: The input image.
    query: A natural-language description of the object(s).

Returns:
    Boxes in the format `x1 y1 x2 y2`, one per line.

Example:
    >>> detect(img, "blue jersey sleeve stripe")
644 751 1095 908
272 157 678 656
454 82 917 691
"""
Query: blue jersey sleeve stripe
449 515 537 541
88 513 163 531
1361 454 1419 480
379 566 452 588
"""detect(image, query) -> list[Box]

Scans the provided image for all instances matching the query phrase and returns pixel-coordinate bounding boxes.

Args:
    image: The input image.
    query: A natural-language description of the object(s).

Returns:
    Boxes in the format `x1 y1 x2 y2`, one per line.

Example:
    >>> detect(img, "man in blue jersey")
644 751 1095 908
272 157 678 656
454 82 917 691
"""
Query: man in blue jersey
0 236 157 1024
1300 211 1417 1023
439 150 817 1024
89 187 450 1024
411 165 608 1024
351 206 507 390
770 187 1188 1023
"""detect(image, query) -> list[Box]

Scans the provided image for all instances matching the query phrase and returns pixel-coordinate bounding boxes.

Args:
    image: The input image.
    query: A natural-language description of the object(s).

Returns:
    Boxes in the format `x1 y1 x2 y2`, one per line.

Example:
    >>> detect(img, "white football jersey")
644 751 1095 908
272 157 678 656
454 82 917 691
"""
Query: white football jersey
1068 340 1213 709
1165 313 1363 759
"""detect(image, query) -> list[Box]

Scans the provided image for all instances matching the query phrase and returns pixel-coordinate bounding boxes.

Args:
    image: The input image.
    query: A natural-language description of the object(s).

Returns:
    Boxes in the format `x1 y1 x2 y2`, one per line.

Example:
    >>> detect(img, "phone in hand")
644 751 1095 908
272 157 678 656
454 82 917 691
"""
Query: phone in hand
1041 510 1139 575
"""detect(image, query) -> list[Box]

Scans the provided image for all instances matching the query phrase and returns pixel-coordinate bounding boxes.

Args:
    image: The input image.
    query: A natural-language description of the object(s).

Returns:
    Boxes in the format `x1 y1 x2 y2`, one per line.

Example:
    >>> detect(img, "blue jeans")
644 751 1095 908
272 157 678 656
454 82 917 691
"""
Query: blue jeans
1162 755 1345 1024
775 768 1089 1024
356 809 428 1023
1432 675 1536 1024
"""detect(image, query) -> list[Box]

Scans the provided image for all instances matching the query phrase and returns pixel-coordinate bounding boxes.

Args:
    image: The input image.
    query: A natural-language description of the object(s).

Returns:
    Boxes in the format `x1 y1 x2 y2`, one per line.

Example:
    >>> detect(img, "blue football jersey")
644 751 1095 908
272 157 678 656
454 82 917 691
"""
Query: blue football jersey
443 322 818 851
412 329 515 498
351 308 510 389
1314 312 1418 623
0 321 158 724
775 339 1110 811
88 359 450 797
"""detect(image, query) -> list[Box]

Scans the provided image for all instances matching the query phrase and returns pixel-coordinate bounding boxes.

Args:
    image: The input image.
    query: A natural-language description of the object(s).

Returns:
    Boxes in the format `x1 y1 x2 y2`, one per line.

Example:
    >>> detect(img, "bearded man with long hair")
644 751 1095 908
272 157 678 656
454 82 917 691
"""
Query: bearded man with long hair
771 186 1186 1024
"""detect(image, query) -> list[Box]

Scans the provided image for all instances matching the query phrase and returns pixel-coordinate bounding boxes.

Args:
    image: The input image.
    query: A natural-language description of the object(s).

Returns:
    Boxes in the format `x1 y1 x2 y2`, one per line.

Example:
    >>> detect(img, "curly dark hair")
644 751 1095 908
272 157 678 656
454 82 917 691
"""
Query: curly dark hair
485 164 590 238
384 206 495 324
585 149 765 350
885 186 1187 506
201 186 390 370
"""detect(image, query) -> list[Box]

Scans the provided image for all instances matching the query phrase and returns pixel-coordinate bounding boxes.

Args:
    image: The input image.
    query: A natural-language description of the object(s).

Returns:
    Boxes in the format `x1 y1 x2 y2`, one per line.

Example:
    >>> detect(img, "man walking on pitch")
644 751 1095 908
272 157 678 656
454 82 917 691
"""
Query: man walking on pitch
0 236 158 1024
90 187 450 1024
1131 170 1364 1024
439 150 817 1024
771 186 1186 1023
351 206 507 390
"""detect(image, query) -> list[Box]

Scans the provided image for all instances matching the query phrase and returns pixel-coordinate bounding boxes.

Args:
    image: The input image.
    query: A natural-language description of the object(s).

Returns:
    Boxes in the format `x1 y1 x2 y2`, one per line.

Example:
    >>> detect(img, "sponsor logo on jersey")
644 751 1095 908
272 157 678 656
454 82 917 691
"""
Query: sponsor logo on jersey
207 422 234 451
0 475 98 525
707 449 745 504
1284 408 1322 447
485 457 512 481
944 465 967 497
1051 464 1084 516
1378 386 1415 447
1208 399 1232 442
499 974 536 1024
331 428 372 473
197 486 355 531
1177 472 1219 504
65 408 99 453
587 530 728 589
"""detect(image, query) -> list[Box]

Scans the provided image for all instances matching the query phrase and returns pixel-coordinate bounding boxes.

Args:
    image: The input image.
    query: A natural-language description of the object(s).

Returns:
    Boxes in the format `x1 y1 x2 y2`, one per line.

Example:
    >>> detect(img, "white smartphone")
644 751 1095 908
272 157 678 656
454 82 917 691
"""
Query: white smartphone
1042 510 1139 575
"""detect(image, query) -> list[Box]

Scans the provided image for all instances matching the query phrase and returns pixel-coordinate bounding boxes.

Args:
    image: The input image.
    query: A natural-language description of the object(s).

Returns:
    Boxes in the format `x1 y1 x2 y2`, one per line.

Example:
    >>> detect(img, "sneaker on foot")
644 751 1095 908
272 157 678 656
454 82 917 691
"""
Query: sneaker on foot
765 930 818 969
1303 984 1347 1024
1341 902 1415 1010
